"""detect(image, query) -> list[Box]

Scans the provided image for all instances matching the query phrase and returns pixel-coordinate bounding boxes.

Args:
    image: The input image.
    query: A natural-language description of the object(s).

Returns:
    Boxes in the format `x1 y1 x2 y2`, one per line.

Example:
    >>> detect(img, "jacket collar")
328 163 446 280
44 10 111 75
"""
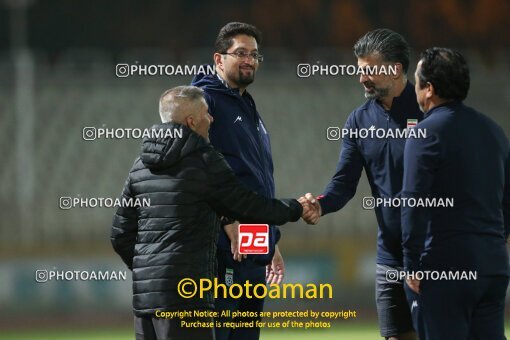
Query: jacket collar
424 100 463 118
375 81 422 123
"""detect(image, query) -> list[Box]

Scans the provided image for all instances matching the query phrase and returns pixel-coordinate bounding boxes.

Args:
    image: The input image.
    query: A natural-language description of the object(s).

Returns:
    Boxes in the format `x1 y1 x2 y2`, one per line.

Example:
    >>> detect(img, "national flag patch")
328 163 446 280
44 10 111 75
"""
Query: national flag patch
407 119 418 129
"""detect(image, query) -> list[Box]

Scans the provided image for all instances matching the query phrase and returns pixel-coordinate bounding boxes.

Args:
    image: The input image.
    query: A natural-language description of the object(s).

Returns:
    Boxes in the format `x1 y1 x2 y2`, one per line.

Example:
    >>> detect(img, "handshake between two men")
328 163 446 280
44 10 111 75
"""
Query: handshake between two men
298 193 322 225
226 192 322 259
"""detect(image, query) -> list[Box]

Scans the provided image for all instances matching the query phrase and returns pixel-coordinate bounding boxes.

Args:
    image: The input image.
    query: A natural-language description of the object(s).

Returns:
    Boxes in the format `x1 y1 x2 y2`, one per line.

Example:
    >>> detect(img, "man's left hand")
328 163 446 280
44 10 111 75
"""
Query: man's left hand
406 278 421 294
266 245 285 284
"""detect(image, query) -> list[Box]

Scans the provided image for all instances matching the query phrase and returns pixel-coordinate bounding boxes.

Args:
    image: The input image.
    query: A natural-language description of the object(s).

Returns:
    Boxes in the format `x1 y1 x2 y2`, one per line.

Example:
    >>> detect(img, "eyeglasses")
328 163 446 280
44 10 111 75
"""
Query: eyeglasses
221 51 264 63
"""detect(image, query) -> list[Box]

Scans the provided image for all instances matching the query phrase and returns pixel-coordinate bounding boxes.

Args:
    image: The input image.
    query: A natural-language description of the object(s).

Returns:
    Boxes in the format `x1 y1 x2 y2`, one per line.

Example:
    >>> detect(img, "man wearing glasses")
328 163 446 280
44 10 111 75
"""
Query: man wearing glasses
192 22 279 340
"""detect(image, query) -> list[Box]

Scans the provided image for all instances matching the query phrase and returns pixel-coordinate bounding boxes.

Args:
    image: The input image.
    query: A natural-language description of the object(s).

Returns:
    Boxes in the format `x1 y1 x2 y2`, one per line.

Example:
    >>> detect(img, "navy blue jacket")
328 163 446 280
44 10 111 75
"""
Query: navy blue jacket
318 82 423 266
191 72 279 265
401 101 510 276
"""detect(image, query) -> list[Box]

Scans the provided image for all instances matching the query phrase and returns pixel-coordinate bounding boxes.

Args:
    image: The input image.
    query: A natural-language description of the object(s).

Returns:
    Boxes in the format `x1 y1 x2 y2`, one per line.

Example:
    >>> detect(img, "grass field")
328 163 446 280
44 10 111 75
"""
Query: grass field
0 325 378 340
2 325 510 340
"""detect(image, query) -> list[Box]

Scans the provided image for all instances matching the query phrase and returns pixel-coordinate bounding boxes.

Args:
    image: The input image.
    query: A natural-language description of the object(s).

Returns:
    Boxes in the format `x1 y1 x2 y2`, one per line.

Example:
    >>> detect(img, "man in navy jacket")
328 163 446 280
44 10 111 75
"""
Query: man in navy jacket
401 48 510 339
300 29 423 340
192 22 280 340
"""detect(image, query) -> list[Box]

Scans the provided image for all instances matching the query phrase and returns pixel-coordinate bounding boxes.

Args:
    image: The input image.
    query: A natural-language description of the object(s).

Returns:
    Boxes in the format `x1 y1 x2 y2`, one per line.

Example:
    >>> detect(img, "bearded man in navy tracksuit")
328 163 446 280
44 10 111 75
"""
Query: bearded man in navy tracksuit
299 29 423 340
401 48 510 340
192 22 280 340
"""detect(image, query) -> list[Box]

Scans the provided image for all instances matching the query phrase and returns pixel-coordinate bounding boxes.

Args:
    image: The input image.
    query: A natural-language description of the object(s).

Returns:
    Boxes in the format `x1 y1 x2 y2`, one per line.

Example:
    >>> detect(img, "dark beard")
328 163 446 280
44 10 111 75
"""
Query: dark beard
364 85 389 100
238 70 255 86
226 67 255 87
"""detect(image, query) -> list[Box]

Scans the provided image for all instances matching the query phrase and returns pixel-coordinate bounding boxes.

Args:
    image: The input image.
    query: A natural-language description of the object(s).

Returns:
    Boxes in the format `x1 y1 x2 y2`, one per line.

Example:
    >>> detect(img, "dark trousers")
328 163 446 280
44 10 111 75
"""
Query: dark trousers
418 276 509 340
403 281 425 339
215 250 266 340
134 315 215 340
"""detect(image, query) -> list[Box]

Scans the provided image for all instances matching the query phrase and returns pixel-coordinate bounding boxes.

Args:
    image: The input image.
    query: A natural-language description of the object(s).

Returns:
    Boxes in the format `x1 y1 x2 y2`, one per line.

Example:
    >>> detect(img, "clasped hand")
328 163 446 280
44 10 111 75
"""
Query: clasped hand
298 193 321 225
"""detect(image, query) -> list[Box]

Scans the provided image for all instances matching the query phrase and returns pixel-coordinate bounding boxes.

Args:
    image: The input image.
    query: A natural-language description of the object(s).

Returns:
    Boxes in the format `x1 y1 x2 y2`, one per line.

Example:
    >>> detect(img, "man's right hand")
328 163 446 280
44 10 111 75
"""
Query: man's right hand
298 193 322 225
223 221 246 262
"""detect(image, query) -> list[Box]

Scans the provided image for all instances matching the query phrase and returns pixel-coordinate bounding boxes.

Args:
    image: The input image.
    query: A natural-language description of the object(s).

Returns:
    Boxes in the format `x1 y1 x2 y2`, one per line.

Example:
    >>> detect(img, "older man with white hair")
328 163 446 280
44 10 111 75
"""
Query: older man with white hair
111 85 303 340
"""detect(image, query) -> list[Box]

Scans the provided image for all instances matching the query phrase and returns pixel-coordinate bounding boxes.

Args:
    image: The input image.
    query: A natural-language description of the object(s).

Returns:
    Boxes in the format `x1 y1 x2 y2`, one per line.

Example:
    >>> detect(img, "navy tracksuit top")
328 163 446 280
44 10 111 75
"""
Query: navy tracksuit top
319 82 423 266
192 72 279 265
401 101 510 276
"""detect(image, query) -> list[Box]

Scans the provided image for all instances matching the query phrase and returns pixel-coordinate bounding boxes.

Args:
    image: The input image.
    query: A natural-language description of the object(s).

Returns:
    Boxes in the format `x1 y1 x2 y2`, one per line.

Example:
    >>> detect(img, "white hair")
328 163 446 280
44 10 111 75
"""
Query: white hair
159 86 205 123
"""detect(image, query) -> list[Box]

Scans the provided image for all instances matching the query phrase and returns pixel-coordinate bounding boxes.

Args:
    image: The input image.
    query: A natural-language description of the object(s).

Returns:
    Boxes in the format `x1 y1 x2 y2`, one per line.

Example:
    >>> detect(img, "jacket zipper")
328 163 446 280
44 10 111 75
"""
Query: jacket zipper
237 92 270 197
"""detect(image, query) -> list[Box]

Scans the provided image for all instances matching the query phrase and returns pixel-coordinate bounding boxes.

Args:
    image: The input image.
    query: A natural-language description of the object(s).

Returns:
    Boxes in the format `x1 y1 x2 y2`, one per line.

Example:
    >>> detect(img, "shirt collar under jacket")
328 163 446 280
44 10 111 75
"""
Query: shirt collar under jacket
374 81 418 124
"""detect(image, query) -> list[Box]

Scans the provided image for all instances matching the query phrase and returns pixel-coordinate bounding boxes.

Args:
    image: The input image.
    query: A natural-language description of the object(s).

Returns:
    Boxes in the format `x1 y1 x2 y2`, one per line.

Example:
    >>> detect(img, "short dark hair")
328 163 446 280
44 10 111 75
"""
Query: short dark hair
417 47 470 101
214 22 262 53
354 28 410 74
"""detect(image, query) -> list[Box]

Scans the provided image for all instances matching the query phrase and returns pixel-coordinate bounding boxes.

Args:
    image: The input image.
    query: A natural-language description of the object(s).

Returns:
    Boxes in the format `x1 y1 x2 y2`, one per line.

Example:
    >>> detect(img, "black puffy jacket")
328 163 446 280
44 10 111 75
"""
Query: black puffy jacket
111 123 302 316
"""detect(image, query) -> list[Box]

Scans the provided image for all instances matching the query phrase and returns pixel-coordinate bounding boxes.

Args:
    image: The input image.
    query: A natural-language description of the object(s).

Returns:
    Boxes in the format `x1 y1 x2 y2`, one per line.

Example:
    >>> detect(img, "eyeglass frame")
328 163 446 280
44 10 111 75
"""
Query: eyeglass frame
220 50 264 63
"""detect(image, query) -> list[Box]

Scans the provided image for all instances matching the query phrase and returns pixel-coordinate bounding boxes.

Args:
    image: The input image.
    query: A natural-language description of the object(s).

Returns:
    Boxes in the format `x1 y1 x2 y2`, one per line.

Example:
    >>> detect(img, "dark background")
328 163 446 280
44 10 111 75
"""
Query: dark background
1 0 509 337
